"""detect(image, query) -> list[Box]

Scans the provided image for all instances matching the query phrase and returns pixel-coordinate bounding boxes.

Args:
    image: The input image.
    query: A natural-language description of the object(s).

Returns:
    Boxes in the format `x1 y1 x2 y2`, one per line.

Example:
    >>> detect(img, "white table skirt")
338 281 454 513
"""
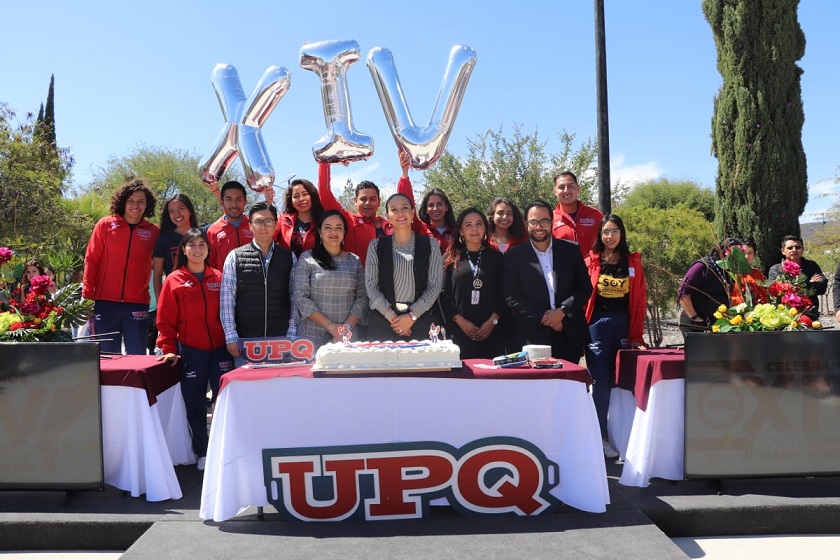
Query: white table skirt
155 384 197 466
200 376 610 521
101 384 188 501
608 380 685 487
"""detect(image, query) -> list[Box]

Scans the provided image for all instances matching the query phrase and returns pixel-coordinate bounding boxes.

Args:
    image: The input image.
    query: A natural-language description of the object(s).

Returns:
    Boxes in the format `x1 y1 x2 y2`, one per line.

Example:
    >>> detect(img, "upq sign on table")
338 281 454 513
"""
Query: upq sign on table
262 437 561 521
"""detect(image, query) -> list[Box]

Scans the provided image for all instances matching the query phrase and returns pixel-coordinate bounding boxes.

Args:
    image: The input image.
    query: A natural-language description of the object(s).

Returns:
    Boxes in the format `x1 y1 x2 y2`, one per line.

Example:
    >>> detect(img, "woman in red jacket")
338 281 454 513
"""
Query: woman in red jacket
156 228 232 470
274 178 324 258
486 197 527 253
83 179 159 354
584 214 647 460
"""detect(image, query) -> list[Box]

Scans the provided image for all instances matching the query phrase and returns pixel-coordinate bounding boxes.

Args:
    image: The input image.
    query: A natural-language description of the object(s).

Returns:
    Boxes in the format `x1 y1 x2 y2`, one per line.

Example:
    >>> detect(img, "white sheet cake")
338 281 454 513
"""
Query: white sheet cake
314 339 462 371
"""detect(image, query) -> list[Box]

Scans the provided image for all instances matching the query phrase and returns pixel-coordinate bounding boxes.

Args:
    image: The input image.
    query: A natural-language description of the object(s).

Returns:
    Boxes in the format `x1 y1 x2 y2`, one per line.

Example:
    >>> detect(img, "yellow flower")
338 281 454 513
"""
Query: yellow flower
777 304 785 310
813 321 822 329
713 312 723 319
718 304 728 313
712 325 720 333
791 321 798 329
49 324 56 331
34 317 42 325
789 307 799 316
729 315 742 326
746 314 754 324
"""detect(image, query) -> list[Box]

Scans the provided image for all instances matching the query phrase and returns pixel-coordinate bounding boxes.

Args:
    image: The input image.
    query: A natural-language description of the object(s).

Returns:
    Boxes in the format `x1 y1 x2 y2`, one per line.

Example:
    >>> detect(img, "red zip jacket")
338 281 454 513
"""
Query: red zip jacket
584 251 647 346
395 177 446 252
317 163 392 265
155 266 226 354
273 213 316 256
552 202 604 256
83 215 159 304
207 216 254 270
317 163 434 264
488 235 525 253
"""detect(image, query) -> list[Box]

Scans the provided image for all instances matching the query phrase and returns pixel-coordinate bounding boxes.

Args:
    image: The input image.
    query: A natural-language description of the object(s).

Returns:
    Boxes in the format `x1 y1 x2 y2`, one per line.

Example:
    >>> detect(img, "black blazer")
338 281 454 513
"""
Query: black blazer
504 239 593 353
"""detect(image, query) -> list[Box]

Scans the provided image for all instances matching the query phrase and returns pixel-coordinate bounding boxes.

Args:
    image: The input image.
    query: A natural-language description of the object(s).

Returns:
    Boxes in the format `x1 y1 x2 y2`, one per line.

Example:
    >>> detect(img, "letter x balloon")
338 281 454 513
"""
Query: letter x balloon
199 64 291 194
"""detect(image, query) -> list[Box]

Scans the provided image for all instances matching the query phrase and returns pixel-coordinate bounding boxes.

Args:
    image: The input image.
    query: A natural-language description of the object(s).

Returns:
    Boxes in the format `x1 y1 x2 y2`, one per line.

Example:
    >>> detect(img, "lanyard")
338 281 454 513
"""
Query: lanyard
467 249 483 289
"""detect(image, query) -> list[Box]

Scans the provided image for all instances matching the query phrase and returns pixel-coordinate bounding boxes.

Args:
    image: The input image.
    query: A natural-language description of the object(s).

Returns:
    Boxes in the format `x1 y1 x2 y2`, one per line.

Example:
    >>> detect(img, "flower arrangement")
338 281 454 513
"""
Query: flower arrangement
0 247 94 342
712 247 820 333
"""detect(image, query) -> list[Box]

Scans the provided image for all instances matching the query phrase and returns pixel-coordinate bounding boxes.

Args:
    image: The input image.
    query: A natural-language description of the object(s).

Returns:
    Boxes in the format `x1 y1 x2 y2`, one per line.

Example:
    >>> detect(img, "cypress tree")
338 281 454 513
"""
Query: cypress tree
702 0 807 270
44 74 56 146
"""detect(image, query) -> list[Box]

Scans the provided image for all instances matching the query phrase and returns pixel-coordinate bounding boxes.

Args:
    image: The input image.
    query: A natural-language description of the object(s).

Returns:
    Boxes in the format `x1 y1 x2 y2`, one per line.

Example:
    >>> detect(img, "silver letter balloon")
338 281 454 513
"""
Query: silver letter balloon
198 64 291 194
367 45 477 170
300 40 374 164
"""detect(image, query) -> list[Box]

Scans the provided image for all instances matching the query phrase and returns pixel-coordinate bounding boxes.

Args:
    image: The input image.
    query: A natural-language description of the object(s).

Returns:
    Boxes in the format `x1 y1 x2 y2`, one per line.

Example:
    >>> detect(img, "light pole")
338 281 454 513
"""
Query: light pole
595 0 611 215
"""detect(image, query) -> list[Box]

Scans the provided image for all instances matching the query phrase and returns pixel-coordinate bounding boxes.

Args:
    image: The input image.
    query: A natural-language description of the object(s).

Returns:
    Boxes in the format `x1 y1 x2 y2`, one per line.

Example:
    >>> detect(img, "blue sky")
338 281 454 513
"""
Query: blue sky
4 1 839 223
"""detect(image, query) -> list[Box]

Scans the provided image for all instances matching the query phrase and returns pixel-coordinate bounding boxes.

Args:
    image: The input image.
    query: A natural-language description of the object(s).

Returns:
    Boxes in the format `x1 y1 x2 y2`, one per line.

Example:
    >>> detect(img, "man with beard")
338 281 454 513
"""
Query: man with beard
504 200 592 363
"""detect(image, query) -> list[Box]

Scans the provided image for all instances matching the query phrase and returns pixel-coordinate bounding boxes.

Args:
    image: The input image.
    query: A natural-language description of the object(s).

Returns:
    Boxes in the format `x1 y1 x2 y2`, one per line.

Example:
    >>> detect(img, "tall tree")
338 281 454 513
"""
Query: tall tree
44 74 56 146
421 125 597 216
0 103 74 245
622 179 716 223
703 0 807 269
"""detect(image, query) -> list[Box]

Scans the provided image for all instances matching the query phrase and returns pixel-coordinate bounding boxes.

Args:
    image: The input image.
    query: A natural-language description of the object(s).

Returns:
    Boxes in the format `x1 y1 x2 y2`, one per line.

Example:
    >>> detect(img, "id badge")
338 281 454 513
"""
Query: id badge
471 290 480 305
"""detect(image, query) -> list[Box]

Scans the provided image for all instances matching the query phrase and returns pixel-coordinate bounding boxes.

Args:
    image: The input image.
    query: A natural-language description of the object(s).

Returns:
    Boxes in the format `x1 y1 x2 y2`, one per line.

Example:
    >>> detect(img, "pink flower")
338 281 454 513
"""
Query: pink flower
0 247 13 264
782 260 801 277
20 302 42 315
28 275 53 295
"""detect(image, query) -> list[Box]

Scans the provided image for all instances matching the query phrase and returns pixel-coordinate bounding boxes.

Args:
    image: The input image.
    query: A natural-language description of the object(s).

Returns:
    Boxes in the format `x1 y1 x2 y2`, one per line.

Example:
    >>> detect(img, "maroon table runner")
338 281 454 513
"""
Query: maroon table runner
219 358 592 394
99 355 180 406
615 349 685 411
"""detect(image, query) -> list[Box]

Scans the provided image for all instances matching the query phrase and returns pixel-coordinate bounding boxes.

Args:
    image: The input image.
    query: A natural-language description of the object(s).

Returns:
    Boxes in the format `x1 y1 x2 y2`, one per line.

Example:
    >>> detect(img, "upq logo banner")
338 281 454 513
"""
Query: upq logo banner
262 437 560 521
238 337 316 364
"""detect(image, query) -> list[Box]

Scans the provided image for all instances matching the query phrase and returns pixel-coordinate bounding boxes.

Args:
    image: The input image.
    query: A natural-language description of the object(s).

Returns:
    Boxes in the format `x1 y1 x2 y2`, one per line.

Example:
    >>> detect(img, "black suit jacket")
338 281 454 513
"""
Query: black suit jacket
504 239 593 358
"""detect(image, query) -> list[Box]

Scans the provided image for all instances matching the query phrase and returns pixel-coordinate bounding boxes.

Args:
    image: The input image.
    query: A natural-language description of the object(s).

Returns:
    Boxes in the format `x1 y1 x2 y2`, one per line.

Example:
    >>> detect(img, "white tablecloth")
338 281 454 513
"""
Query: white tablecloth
608 380 685 487
200 375 610 521
101 384 195 501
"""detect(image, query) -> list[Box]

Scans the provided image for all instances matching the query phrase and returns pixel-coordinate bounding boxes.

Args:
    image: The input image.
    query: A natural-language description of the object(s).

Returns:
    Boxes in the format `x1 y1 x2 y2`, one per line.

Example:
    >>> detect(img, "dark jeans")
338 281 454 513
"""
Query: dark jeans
586 311 630 439
93 300 149 355
179 343 234 458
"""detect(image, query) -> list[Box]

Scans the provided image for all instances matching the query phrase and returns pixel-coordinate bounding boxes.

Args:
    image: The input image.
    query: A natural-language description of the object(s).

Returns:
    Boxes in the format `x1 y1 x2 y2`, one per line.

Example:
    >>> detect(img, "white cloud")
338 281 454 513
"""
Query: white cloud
329 161 382 193
608 154 664 189
801 178 840 223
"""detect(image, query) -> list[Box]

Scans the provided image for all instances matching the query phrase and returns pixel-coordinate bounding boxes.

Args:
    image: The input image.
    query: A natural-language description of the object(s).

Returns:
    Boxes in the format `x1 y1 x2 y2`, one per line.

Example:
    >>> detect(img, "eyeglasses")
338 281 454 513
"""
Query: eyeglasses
251 219 277 228
526 219 552 228
601 229 621 236
785 245 803 250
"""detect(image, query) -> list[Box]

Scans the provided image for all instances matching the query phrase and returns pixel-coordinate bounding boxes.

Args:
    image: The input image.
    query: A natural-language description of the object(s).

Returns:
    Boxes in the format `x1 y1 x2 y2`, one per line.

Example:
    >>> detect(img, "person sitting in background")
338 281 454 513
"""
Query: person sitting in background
767 235 827 321
19 259 46 297
583 214 647 459
730 237 767 305
274 177 324 259
43 266 57 296
440 208 505 359
677 237 740 335
486 197 527 253
291 210 367 347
